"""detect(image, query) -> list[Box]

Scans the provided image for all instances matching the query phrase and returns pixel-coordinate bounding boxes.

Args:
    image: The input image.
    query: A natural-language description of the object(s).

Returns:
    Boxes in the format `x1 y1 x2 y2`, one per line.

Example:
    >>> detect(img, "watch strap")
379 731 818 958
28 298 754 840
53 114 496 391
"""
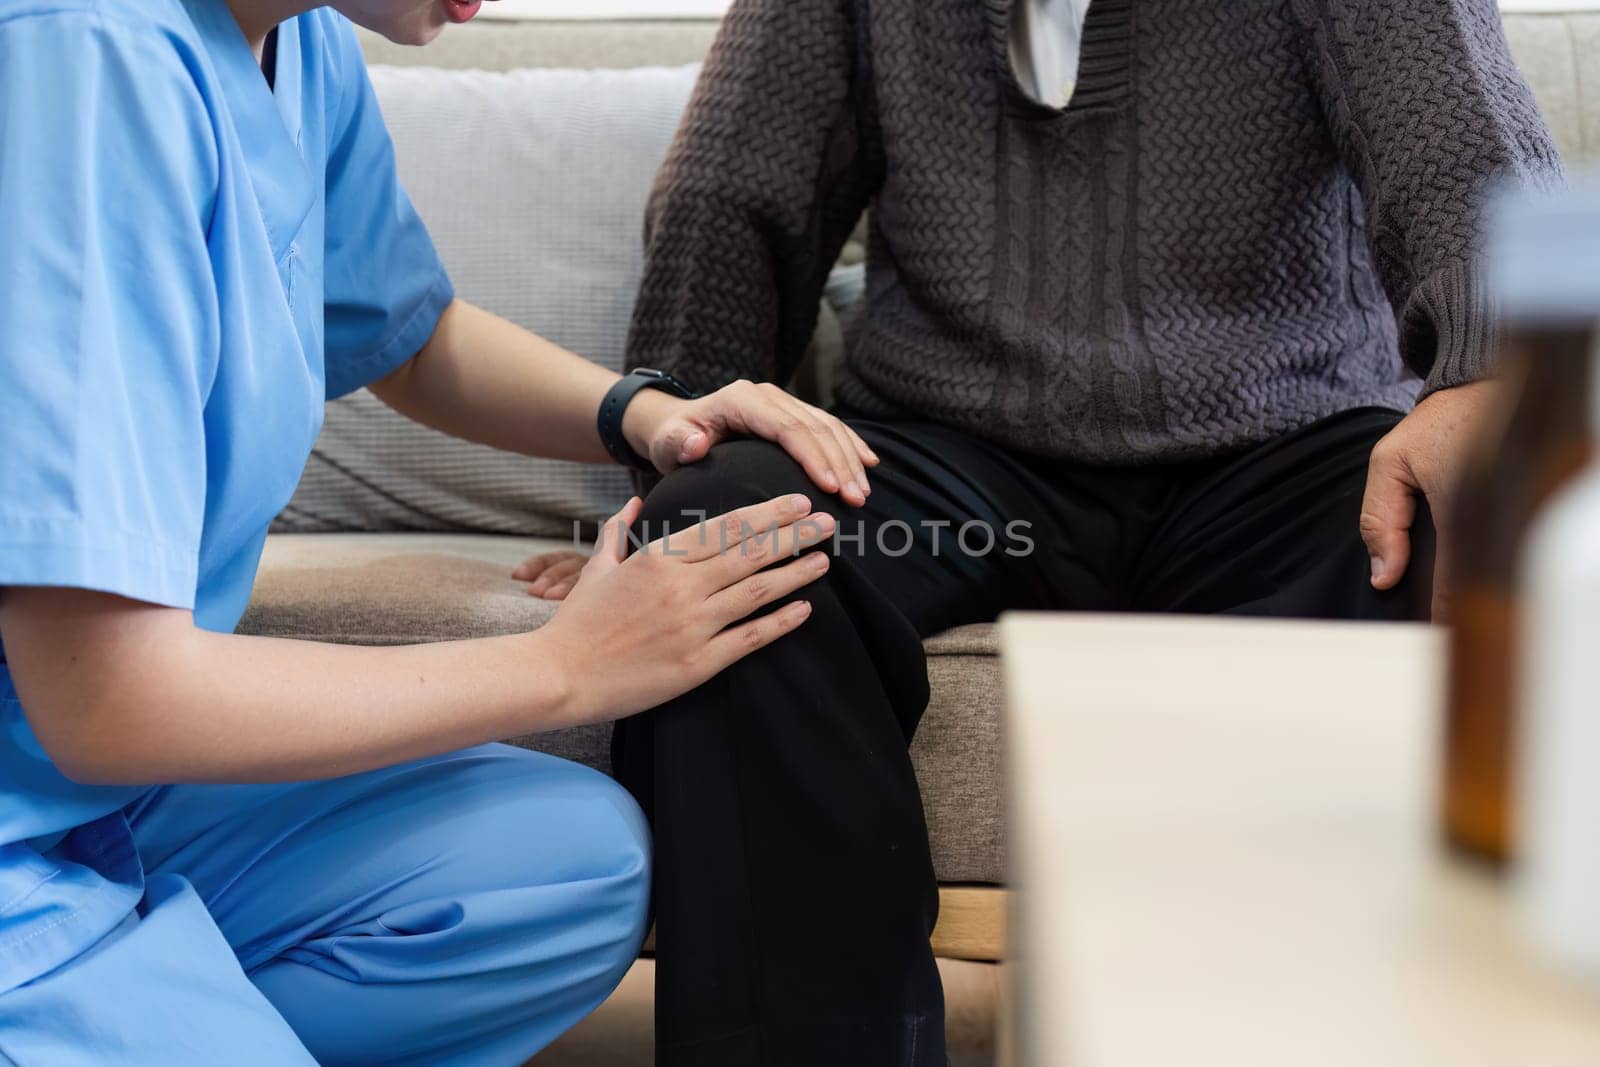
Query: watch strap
597 369 696 472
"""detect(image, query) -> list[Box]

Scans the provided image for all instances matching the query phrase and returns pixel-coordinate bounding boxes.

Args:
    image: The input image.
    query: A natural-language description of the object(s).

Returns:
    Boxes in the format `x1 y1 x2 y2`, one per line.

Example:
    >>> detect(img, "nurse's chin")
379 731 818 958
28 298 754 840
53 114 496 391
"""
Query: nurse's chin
399 23 448 46
336 2 452 47
377 14 450 47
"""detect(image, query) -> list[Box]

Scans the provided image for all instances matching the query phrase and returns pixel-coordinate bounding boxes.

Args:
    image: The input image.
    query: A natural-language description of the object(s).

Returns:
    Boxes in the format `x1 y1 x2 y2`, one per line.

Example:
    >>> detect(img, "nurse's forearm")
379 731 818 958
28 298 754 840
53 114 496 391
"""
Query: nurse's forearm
1 494 823 785
371 299 628 464
0 588 580 785
376 299 880 507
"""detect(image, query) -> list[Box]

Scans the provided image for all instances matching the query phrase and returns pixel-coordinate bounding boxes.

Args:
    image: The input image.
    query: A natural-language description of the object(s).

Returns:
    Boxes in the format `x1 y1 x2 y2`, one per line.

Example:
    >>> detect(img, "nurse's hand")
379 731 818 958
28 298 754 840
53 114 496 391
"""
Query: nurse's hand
537 493 834 727
622 380 879 508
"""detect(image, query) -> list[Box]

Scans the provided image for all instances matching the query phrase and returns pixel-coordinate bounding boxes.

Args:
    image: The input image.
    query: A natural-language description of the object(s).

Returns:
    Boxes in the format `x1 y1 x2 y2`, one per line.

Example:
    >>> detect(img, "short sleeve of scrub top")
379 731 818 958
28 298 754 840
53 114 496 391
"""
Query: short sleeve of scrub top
319 19 455 400
0 9 450 609
0 1 452 994
0 14 221 610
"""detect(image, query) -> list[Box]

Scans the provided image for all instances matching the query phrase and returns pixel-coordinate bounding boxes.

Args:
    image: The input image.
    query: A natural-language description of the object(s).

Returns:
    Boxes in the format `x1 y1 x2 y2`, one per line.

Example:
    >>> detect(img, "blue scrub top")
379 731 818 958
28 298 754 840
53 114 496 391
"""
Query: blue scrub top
0 0 453 991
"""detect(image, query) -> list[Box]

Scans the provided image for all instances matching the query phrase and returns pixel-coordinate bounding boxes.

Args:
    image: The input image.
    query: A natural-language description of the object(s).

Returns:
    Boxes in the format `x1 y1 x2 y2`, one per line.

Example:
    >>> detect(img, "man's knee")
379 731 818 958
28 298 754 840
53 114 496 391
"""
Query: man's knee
639 439 816 535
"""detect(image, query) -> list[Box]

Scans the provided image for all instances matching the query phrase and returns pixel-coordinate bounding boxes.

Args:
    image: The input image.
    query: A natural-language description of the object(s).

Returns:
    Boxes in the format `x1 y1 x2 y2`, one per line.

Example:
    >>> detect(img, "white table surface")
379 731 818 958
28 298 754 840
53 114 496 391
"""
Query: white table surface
999 613 1600 1067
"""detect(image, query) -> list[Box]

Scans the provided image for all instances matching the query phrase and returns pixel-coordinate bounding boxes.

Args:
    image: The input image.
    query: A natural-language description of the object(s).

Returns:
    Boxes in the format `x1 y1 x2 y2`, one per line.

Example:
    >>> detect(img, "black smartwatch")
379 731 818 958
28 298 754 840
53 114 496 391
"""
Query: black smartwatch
597 368 698 472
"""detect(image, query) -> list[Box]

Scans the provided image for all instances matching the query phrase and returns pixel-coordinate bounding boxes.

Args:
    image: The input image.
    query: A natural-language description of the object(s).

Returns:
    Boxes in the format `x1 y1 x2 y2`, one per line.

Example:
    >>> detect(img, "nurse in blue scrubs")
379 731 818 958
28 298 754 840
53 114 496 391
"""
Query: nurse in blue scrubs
0 0 874 1062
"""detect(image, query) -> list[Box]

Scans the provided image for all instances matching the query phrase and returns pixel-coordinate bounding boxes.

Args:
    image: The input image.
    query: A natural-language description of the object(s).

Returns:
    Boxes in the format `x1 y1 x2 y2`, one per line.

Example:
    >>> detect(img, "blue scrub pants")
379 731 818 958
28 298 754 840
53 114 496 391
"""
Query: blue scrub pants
0 745 650 1066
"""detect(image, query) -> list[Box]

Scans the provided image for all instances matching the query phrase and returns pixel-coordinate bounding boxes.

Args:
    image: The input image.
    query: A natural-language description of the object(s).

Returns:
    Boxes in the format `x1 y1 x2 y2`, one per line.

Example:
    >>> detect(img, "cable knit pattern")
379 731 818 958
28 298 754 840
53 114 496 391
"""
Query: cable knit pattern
627 0 1563 463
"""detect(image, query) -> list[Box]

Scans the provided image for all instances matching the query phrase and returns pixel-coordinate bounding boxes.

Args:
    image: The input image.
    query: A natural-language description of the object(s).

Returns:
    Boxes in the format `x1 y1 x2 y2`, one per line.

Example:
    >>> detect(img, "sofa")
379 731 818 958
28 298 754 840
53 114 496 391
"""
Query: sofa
241 9 1600 1064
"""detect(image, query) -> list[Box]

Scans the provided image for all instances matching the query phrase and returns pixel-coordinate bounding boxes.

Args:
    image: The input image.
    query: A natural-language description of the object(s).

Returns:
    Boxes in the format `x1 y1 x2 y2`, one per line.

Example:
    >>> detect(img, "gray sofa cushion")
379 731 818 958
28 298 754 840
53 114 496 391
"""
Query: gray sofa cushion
278 63 700 537
241 533 1005 885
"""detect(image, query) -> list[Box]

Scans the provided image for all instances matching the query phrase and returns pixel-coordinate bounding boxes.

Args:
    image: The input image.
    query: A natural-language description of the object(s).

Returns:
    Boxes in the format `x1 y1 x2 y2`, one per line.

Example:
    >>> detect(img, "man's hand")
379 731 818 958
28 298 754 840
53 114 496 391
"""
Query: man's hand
623 380 879 508
513 551 587 601
1360 381 1497 620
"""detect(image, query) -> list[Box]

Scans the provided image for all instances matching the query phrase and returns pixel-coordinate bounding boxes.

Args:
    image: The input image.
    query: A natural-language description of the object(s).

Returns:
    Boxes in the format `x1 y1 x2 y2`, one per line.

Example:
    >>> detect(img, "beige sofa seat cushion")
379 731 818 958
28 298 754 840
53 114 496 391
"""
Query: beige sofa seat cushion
242 533 1005 886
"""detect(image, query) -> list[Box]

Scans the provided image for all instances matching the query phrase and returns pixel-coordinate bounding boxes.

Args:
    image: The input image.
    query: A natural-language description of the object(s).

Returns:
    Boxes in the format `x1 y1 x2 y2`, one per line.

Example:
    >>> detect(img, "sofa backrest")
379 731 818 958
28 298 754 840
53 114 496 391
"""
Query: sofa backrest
358 15 854 408
1504 11 1600 166
359 18 719 70
359 12 1599 167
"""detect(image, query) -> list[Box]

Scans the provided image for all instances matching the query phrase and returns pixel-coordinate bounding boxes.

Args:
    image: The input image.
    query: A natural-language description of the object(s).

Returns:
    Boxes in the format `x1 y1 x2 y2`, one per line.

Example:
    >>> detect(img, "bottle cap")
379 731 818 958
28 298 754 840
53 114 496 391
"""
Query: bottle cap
1489 181 1600 325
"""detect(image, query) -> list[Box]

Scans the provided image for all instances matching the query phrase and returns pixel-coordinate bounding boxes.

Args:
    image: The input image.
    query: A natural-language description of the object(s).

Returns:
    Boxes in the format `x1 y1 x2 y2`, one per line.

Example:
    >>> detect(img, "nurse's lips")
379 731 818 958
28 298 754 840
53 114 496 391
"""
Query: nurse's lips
444 0 482 22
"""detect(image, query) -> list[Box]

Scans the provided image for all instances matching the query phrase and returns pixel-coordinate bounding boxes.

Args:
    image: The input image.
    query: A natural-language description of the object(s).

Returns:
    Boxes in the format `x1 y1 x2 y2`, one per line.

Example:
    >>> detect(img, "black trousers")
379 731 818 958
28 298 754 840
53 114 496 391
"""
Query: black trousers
613 407 1434 1066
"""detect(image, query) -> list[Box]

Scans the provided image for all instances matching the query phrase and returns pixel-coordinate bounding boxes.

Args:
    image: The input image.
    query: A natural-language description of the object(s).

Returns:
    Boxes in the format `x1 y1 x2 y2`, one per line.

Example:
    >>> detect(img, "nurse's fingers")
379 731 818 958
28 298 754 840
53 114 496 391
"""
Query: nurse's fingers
824 417 870 503
844 422 880 468
703 600 815 675
657 494 814 563
702 511 836 586
587 498 643 576
705 548 830 623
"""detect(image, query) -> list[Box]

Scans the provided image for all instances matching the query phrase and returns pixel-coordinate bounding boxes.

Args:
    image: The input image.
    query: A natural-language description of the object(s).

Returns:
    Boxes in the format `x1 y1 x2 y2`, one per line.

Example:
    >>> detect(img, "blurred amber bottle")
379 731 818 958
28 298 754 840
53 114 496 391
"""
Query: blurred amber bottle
1444 329 1594 865
1443 187 1600 866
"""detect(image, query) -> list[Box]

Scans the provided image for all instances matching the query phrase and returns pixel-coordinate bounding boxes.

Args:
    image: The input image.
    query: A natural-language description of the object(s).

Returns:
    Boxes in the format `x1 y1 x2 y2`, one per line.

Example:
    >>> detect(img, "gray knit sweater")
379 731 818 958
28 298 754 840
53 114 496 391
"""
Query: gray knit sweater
626 0 1563 463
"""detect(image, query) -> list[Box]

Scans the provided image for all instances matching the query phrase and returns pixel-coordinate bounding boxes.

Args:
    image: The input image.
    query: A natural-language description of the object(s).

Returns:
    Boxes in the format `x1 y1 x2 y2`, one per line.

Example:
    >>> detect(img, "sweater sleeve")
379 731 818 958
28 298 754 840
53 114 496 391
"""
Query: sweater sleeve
624 0 879 390
1293 0 1564 394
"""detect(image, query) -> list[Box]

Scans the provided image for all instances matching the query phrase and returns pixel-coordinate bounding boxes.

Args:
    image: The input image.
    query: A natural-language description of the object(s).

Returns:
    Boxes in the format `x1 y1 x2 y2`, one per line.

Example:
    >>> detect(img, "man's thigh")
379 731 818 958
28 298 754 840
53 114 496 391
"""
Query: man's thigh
650 418 1116 636
1134 407 1435 620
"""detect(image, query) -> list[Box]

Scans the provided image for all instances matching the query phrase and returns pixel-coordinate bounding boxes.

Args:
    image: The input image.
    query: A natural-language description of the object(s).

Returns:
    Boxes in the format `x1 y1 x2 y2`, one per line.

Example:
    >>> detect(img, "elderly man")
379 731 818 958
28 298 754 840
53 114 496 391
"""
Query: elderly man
526 0 1562 1062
